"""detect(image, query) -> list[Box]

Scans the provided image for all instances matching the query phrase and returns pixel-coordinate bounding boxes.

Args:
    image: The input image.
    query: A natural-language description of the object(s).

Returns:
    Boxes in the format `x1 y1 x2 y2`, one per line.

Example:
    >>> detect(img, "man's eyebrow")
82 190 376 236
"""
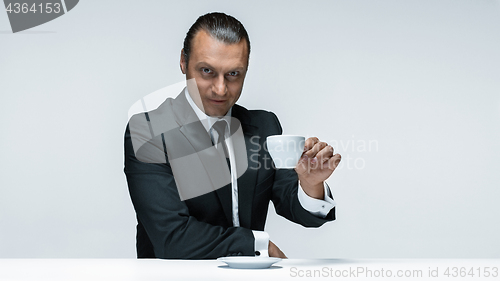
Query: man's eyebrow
195 62 214 69
229 66 246 71
195 62 246 71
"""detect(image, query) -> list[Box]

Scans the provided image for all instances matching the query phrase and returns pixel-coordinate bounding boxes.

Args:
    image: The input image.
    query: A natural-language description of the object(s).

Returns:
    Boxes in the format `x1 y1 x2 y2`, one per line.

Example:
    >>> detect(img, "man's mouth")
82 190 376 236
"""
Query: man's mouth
209 99 227 104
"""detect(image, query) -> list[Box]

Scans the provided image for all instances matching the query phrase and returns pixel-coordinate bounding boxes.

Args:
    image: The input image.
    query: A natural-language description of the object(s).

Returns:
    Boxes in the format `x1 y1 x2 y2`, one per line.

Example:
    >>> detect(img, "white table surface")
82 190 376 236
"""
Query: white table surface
0 258 498 281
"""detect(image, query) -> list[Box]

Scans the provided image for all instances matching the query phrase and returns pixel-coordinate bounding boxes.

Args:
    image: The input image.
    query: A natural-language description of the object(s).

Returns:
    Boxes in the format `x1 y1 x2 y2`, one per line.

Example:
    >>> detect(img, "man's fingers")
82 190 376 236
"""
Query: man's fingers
327 154 342 170
268 240 287 259
315 145 334 163
297 147 338 170
297 138 339 172
304 141 328 158
303 137 319 152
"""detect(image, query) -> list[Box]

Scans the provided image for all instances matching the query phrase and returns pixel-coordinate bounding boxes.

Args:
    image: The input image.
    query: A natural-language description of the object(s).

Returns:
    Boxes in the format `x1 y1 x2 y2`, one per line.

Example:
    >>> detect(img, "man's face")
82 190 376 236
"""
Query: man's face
180 30 249 117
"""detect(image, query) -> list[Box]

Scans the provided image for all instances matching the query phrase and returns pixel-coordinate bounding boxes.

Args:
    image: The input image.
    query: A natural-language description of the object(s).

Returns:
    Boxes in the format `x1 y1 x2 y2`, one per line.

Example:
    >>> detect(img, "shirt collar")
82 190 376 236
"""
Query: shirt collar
185 87 232 133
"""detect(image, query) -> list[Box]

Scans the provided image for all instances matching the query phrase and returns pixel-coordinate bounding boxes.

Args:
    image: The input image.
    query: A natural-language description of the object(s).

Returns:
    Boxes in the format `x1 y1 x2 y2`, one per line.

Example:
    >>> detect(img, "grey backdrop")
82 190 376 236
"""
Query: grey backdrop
1 0 499 258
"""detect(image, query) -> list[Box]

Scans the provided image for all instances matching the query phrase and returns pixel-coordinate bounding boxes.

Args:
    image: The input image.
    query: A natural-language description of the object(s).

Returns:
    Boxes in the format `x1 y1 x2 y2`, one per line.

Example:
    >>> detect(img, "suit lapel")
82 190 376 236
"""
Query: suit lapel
232 105 260 229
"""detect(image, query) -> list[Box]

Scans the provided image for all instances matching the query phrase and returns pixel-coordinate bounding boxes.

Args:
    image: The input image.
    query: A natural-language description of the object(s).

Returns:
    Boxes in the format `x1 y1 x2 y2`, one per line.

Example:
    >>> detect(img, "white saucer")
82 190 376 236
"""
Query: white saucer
217 257 282 269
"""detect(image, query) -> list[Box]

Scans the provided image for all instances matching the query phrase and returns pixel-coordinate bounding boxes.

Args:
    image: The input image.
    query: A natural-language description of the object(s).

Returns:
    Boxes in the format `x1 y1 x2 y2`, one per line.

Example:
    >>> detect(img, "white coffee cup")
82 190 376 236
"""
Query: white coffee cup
266 135 305 169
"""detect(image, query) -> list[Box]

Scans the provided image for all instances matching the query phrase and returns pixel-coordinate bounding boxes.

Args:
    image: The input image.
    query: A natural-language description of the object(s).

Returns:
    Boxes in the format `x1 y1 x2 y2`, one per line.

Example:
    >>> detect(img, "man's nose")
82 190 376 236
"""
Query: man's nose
212 75 227 96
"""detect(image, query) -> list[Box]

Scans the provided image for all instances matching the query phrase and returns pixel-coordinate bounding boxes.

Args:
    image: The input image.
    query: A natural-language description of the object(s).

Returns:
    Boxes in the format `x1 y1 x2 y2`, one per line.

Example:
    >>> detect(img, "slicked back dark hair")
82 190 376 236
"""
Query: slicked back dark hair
183 12 250 67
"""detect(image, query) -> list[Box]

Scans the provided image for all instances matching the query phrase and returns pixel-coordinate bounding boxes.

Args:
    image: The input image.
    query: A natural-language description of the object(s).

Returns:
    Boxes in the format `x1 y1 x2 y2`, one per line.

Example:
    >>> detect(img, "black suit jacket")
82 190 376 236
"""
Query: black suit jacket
124 91 335 259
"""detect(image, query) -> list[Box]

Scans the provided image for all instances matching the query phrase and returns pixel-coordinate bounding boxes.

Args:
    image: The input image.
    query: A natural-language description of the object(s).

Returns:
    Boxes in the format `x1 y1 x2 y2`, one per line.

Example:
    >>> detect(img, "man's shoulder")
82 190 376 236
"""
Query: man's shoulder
232 104 279 125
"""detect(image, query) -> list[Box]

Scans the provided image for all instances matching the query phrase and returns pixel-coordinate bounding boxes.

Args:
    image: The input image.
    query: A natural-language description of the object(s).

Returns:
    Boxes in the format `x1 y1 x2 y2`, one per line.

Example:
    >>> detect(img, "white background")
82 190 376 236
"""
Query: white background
0 0 499 258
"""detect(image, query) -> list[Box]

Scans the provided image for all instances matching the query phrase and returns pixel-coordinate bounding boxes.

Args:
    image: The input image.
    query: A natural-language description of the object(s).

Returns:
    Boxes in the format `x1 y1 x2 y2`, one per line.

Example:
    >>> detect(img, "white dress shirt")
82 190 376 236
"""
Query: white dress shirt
184 88 335 257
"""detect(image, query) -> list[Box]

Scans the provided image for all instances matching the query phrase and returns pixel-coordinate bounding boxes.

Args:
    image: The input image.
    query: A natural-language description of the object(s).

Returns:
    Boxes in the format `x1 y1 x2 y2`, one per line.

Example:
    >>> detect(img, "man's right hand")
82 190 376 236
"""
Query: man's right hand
268 240 287 258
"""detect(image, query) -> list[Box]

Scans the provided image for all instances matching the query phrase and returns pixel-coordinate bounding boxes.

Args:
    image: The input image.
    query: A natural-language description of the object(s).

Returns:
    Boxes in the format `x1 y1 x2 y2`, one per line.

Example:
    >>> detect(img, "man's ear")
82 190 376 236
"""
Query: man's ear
180 49 187 74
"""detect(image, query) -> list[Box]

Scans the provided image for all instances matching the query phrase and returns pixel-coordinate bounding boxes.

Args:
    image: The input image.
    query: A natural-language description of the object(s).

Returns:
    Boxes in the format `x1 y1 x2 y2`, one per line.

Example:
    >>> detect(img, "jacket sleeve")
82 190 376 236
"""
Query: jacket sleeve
267 113 336 227
124 124 255 259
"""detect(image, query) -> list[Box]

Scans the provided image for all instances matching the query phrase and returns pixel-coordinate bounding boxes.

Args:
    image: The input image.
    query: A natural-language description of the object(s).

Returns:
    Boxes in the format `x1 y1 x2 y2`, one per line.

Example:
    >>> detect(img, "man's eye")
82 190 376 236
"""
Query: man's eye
202 68 212 74
227 71 239 77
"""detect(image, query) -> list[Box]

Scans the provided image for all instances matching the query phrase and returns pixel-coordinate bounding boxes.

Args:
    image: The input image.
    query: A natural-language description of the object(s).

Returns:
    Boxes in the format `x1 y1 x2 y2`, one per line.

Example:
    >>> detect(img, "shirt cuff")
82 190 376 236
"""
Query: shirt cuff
251 230 269 257
297 181 336 218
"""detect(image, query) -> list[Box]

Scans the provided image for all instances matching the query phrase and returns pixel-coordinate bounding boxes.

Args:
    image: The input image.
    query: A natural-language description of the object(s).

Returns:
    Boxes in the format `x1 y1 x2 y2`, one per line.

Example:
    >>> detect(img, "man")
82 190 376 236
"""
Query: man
124 12 341 259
